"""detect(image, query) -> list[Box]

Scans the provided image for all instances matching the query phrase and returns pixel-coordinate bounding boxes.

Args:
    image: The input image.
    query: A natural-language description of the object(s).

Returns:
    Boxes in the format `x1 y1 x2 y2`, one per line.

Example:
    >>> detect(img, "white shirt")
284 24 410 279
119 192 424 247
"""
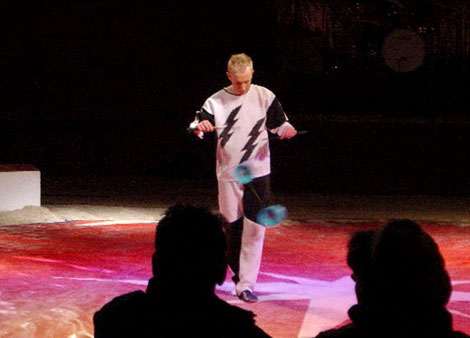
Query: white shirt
194 84 290 182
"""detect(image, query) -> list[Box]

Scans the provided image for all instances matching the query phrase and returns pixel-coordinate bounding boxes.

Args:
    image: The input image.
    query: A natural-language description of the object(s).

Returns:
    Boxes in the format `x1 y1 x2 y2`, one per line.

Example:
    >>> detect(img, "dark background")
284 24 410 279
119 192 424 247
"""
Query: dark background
1 0 470 195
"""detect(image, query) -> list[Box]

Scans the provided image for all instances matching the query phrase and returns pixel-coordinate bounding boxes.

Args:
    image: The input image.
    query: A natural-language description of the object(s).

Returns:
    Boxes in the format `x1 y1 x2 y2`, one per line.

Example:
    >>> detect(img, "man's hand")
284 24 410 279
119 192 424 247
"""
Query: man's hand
195 120 215 134
279 124 297 139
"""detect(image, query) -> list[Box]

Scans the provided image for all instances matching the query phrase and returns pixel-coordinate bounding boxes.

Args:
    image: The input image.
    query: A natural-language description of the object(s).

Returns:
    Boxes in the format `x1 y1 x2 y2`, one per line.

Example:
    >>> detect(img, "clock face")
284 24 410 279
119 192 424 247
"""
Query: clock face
382 29 426 72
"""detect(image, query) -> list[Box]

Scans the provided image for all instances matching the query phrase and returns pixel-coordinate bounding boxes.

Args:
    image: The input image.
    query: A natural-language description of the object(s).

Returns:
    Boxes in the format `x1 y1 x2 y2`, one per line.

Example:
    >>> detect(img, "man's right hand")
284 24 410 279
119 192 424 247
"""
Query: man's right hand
195 120 215 133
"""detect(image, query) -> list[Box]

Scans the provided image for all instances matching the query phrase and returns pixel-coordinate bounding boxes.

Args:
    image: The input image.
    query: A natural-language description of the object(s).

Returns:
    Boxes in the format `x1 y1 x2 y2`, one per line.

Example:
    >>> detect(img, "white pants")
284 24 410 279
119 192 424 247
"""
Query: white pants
236 217 265 293
218 180 266 294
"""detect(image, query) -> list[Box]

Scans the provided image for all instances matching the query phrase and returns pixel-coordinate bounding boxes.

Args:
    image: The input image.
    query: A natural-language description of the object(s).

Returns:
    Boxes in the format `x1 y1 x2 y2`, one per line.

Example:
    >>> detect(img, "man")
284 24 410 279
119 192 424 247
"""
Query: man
315 219 470 338
190 53 297 302
93 204 270 337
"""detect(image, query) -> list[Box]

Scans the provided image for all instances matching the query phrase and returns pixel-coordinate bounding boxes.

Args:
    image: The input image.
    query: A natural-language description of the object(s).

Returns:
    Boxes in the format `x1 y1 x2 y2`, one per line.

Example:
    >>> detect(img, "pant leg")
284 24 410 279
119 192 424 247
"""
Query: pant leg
236 217 266 294
218 181 244 280
244 175 271 223
223 218 243 283
236 175 270 293
218 181 244 223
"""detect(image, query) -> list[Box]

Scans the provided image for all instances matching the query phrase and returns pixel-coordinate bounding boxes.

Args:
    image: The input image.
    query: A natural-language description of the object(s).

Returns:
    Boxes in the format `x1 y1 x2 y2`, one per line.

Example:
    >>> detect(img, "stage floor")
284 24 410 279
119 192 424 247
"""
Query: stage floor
1 175 470 337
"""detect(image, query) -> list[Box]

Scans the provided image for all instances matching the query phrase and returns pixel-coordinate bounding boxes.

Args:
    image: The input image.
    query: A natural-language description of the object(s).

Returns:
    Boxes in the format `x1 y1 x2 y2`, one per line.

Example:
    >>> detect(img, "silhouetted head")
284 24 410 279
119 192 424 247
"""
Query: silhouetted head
347 230 375 305
372 219 451 309
348 219 451 313
152 204 228 291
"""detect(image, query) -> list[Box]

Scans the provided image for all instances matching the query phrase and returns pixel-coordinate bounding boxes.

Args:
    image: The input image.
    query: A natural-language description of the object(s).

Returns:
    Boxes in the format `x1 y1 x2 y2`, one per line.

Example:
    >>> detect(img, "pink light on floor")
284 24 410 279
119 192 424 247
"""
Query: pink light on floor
0 220 469 337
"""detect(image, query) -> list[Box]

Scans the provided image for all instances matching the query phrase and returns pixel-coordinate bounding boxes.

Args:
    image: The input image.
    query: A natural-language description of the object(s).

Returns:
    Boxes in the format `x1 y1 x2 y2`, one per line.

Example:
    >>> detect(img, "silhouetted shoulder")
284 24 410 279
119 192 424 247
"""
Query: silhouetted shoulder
93 291 150 338
94 290 271 338
183 293 271 337
315 325 470 338
209 295 271 337
314 324 360 338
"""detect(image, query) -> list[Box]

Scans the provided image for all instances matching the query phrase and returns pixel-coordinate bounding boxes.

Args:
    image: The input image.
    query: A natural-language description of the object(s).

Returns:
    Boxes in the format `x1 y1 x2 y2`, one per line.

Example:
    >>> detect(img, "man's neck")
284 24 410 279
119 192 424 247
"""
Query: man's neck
224 85 236 95
224 85 251 96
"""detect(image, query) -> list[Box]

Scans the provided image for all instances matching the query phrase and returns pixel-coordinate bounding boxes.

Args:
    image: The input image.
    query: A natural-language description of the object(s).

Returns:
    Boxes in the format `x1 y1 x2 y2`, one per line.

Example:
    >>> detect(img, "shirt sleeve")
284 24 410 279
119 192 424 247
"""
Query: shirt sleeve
197 108 215 125
189 108 215 127
188 107 215 139
266 97 288 134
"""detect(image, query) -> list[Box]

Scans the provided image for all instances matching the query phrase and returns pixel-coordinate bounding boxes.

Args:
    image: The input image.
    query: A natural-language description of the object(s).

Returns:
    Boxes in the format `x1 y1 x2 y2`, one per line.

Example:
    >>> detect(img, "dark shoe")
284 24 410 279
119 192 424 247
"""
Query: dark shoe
238 290 258 303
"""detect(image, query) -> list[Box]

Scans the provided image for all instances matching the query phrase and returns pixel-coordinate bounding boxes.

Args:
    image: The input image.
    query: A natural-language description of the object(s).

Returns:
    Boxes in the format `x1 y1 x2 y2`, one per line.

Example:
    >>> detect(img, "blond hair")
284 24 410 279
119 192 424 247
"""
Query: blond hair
227 53 254 73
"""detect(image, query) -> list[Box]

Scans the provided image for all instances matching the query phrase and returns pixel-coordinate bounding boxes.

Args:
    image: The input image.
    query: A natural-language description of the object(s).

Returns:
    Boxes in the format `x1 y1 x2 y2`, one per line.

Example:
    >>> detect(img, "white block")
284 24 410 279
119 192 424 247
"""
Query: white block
0 165 41 212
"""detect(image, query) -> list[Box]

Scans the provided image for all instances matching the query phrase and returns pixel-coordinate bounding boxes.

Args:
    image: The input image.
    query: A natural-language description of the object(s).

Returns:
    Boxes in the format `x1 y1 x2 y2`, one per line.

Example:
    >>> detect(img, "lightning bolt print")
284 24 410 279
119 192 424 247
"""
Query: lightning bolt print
240 118 265 163
219 105 241 148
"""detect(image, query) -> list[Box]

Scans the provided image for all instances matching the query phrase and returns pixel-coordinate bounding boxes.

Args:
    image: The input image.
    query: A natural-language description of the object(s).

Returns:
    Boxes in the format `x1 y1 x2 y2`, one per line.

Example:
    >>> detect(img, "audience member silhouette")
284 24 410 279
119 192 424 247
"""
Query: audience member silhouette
93 204 270 338
316 219 469 338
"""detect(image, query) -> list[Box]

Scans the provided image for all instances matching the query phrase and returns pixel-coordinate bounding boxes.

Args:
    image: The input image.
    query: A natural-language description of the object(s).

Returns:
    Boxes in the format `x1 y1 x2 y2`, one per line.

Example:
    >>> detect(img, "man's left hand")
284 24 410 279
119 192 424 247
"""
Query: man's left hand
279 124 298 139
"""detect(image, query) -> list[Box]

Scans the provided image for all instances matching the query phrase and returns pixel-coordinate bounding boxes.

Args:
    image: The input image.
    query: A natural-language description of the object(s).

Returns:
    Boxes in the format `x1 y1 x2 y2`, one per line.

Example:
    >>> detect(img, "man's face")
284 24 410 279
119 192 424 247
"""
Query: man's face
227 67 254 95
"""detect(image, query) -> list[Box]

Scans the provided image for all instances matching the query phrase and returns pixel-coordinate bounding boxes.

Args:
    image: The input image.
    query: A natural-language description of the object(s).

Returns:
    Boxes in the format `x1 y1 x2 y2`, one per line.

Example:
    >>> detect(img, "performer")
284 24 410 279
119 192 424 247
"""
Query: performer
190 53 297 302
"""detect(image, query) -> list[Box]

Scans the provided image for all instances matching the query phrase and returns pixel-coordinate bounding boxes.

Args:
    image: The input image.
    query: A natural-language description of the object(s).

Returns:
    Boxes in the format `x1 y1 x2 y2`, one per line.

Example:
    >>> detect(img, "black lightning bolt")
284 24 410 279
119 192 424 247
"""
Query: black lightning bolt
220 105 241 148
240 118 265 163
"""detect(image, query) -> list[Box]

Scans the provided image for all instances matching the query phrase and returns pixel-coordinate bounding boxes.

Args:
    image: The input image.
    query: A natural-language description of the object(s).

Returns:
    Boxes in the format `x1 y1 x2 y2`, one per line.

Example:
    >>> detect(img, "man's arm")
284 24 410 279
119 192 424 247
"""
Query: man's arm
195 120 215 133
266 97 297 139
189 109 216 137
277 122 297 139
